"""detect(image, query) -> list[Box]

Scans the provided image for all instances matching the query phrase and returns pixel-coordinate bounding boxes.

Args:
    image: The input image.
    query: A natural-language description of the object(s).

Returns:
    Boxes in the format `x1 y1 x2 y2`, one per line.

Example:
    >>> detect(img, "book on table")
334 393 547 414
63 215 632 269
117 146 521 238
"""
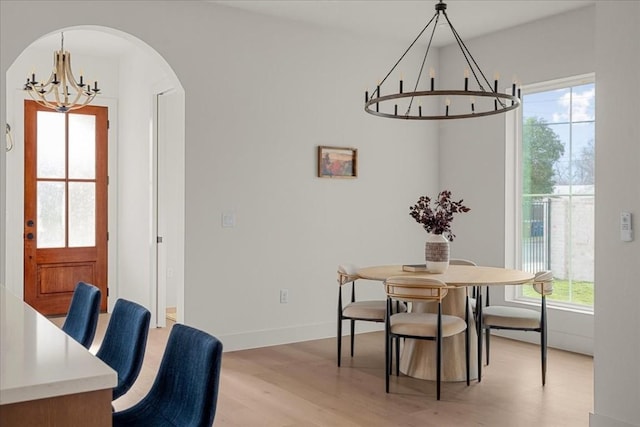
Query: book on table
402 264 428 272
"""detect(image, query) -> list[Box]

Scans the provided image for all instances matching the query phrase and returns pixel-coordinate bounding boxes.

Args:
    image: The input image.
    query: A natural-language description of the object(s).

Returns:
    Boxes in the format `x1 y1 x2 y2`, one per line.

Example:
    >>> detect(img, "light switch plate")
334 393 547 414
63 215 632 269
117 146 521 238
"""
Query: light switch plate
222 212 236 228
621 212 633 242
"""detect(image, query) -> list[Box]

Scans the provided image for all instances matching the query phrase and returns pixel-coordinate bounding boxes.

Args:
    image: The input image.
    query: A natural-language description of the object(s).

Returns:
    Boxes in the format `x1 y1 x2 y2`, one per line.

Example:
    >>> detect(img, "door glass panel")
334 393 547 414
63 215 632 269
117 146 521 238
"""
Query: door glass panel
68 182 96 247
37 181 65 248
68 114 96 179
37 111 65 178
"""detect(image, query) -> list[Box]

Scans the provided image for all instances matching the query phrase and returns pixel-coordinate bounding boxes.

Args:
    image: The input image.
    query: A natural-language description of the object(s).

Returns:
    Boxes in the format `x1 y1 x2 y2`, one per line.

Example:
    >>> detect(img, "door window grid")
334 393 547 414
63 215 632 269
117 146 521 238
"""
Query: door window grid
36 111 97 249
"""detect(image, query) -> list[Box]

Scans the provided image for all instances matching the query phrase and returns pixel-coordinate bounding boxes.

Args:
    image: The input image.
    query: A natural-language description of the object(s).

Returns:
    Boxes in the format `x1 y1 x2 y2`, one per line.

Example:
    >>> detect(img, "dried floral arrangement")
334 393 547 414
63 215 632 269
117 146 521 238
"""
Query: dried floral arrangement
409 190 471 241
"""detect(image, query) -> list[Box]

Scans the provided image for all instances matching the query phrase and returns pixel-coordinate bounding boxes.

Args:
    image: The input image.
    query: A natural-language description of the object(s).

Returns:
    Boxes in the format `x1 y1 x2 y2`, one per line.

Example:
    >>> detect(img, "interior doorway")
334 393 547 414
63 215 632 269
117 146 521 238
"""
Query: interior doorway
4 27 185 326
155 89 185 327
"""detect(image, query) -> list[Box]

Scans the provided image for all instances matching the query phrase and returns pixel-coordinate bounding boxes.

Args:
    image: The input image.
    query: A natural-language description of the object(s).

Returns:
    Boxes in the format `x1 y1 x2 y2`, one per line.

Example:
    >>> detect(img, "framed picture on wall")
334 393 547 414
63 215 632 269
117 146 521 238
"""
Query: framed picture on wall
317 146 358 178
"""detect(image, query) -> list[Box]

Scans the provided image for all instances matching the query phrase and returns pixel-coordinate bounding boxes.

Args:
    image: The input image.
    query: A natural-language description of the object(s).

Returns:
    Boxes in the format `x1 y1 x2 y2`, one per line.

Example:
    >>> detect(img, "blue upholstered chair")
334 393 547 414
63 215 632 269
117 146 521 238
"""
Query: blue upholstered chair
112 324 223 427
96 299 151 401
61 281 101 349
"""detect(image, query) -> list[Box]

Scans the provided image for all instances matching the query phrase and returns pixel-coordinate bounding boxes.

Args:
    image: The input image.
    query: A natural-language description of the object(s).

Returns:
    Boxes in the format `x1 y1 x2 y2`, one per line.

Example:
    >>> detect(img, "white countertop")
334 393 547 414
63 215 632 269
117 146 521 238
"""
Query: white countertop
0 286 117 405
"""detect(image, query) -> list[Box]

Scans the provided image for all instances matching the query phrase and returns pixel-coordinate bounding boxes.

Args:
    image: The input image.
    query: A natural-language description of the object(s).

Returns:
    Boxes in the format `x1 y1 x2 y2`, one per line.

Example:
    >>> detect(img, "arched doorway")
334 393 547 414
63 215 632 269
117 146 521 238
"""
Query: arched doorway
4 26 185 327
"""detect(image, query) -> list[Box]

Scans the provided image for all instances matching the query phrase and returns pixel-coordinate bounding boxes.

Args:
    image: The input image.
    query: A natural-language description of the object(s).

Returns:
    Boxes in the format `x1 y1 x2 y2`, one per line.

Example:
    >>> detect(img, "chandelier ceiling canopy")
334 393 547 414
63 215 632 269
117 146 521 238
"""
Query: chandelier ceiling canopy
365 0 521 120
24 32 100 113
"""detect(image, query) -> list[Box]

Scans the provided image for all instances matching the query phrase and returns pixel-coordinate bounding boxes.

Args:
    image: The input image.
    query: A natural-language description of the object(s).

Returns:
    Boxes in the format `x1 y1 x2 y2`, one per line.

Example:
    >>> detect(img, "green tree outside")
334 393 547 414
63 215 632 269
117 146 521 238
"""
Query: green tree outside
522 117 565 195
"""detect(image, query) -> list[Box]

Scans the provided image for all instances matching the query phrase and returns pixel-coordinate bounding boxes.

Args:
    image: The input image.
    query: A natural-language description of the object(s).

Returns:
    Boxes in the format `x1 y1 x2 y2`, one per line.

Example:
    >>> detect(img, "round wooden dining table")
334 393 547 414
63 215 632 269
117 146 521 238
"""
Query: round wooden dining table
357 264 534 382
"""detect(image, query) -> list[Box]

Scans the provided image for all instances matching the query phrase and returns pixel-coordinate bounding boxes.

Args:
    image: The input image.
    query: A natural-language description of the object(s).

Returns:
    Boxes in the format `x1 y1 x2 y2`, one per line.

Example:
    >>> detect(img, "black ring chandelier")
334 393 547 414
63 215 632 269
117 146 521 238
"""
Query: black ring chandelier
365 0 521 120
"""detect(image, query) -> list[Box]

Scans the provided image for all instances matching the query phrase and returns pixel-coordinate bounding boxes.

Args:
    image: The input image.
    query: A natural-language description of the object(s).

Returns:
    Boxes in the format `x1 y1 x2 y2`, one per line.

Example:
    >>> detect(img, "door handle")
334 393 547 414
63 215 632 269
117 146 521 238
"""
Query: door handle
26 232 34 240
26 219 34 227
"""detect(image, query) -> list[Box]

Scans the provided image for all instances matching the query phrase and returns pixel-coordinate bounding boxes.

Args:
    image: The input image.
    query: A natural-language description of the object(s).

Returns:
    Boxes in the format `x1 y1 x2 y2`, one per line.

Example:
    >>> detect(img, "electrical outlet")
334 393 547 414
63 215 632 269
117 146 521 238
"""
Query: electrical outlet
279 289 289 304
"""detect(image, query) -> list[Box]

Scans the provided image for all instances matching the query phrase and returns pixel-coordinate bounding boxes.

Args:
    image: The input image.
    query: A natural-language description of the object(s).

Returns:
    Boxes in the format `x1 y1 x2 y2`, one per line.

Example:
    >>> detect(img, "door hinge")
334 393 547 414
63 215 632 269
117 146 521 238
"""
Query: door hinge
107 231 109 241
157 236 163 243
107 120 110 129
107 175 110 185
107 287 109 297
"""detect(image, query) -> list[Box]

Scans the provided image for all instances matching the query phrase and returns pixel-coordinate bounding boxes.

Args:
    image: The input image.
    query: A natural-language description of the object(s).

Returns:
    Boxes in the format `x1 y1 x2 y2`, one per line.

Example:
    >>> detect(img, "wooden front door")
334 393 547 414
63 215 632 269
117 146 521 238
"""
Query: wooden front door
24 100 108 315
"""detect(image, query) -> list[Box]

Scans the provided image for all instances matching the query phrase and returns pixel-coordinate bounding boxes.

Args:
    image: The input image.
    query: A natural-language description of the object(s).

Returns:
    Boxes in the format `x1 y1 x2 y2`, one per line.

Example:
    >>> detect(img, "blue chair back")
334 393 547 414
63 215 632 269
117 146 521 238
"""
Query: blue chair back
96 299 151 400
113 324 223 427
62 282 101 349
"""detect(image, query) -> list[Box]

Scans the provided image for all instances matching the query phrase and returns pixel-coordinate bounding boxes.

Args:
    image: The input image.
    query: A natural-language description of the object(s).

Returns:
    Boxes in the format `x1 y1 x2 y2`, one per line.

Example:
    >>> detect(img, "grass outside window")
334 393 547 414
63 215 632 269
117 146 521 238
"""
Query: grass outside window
521 279 594 306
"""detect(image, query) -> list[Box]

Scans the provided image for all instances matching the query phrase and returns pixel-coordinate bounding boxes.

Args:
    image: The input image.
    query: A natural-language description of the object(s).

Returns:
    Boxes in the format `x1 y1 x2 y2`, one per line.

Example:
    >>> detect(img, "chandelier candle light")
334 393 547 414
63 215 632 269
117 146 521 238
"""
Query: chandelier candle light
364 0 521 120
24 32 100 113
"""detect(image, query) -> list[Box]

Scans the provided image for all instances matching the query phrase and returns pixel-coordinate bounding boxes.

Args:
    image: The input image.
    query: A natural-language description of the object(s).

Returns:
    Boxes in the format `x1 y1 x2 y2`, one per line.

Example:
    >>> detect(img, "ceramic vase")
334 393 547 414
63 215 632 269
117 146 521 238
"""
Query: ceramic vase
425 233 450 273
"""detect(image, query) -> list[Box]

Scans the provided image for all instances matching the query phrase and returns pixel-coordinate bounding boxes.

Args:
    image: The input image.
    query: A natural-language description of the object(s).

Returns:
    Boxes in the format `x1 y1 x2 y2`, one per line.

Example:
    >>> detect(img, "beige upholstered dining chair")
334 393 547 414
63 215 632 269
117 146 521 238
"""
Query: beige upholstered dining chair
477 270 554 385
336 264 406 367
384 276 470 400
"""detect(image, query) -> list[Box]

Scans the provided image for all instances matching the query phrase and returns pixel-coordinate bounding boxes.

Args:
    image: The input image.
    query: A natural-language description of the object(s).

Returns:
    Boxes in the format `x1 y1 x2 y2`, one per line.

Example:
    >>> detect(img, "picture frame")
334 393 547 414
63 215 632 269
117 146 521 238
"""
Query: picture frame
317 146 358 178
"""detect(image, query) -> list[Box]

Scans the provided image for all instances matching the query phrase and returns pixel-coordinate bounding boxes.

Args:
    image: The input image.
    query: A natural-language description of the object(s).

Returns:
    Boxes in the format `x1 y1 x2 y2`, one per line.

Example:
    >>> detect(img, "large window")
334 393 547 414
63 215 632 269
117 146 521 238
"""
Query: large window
516 75 595 310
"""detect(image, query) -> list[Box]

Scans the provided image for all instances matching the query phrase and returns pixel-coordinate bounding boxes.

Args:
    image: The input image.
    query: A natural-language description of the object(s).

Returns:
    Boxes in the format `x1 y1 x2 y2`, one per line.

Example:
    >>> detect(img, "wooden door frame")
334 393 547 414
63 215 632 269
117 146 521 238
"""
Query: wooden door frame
23 100 109 315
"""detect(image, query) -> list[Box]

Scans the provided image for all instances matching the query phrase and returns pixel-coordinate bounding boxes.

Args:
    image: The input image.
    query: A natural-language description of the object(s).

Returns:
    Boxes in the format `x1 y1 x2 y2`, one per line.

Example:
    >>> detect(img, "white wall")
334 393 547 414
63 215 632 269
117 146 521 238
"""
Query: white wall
591 3 640 426
1 1 438 349
180 5 438 348
438 5 597 356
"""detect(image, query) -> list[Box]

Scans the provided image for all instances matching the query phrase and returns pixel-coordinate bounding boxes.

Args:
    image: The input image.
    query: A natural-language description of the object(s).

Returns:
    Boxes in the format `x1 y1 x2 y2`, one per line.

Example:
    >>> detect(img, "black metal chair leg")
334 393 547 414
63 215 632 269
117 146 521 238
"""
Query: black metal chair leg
337 315 342 367
477 293 483 382
385 298 391 393
465 325 470 386
350 319 355 357
436 305 442 400
385 334 390 393
395 336 400 376
541 295 547 386
486 329 491 366
437 335 442 400
337 287 343 367
465 295 470 386
542 332 547 386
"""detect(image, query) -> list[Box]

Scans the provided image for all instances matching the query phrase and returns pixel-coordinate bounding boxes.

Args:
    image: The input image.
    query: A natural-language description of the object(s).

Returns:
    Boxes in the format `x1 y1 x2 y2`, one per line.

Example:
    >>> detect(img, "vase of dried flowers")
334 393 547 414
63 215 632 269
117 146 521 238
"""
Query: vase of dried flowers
424 233 450 273
409 190 470 273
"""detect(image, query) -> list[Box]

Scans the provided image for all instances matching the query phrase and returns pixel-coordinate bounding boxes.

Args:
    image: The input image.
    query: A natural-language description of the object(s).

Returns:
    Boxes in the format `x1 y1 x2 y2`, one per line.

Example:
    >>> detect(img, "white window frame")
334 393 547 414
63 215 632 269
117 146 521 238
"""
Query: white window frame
502 74 595 355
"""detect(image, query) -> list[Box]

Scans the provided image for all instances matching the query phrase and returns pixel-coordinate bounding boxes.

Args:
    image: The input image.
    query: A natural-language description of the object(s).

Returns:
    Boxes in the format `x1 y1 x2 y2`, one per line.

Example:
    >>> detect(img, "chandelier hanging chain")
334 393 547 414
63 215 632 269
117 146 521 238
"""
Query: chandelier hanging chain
406 12 441 116
372 12 439 99
364 0 521 120
442 9 506 108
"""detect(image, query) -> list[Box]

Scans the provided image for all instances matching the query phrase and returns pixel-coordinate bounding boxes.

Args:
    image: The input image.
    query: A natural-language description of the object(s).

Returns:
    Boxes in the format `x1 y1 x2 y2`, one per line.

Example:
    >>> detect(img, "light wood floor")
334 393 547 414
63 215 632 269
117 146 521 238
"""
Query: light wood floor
67 315 593 426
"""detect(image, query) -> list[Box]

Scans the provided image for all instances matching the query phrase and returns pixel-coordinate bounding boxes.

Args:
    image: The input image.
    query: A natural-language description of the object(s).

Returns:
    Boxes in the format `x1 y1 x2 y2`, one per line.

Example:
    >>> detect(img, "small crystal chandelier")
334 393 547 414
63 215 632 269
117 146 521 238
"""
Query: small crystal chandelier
365 0 521 120
24 32 100 113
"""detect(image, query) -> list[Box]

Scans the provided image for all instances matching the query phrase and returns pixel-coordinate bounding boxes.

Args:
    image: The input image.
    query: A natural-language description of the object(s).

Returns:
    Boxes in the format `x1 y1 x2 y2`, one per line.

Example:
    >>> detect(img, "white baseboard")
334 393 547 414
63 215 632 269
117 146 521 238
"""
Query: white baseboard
220 319 593 356
590 412 639 427
491 328 593 356
218 321 384 352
